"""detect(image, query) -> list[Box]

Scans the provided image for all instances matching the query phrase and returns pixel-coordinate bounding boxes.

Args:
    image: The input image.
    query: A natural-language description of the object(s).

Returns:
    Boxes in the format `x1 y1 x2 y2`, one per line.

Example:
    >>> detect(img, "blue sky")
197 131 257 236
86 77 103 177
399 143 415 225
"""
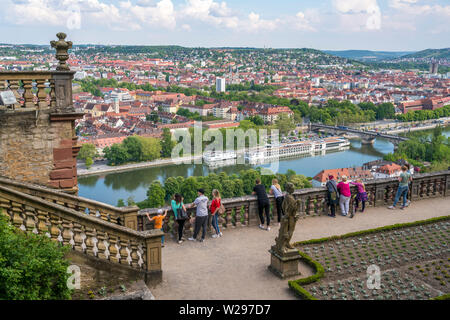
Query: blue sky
1 0 449 51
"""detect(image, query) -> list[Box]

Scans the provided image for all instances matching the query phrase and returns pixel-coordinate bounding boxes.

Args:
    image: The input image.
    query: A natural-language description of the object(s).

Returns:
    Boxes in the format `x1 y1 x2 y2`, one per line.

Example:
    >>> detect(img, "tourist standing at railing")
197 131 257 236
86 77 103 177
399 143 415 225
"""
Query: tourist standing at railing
146 209 167 247
188 189 209 242
388 166 413 210
337 176 351 217
171 193 187 244
350 179 368 218
210 189 223 238
326 175 339 218
269 179 284 225
252 179 271 231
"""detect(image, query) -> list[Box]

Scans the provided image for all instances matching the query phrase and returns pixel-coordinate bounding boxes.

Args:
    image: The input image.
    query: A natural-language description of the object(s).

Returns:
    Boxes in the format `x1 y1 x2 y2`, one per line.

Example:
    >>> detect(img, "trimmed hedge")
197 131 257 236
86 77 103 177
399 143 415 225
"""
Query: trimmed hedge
430 293 450 300
288 251 325 300
289 215 450 300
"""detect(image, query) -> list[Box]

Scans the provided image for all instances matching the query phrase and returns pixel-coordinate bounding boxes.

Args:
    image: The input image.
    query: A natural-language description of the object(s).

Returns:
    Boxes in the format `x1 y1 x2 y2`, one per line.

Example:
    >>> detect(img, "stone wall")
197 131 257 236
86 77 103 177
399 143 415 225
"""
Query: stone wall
0 109 79 193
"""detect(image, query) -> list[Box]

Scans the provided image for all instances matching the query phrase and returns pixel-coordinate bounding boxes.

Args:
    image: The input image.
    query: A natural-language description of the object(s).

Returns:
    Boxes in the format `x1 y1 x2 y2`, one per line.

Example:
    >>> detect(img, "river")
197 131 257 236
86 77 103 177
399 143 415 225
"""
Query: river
78 127 450 206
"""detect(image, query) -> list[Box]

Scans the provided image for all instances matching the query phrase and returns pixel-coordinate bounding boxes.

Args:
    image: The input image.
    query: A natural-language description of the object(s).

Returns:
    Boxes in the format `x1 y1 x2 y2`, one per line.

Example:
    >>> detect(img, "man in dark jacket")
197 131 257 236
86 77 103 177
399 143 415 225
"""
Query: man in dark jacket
326 175 339 218
252 179 271 231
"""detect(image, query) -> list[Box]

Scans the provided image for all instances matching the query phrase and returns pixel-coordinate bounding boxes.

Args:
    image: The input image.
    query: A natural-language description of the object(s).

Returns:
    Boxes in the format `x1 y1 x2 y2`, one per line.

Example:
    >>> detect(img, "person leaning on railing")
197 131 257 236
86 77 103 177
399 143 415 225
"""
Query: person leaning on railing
171 193 187 244
388 165 413 210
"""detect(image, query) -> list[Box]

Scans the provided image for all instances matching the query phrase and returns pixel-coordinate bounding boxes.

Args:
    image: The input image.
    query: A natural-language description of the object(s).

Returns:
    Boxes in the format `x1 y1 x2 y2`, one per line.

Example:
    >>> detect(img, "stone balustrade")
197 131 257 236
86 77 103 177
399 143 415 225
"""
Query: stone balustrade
139 170 450 237
0 71 74 112
0 177 140 230
0 184 163 283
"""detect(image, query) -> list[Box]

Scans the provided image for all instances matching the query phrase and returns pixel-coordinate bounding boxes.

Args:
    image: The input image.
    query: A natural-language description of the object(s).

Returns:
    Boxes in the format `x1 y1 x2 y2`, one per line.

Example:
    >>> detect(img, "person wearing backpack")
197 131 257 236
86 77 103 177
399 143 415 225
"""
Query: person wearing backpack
171 193 188 244
210 189 224 238
269 178 284 226
326 175 339 218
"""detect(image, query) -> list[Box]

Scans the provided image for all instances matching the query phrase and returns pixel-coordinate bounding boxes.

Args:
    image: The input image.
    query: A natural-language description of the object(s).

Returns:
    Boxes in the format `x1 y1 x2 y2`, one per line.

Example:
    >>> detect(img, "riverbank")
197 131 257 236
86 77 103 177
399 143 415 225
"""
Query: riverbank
77 155 203 177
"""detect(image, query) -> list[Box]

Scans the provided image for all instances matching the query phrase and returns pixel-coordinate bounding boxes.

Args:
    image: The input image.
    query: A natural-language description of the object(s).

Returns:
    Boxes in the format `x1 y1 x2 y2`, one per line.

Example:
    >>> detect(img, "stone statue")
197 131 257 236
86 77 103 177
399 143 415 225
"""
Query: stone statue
50 33 72 71
274 182 301 253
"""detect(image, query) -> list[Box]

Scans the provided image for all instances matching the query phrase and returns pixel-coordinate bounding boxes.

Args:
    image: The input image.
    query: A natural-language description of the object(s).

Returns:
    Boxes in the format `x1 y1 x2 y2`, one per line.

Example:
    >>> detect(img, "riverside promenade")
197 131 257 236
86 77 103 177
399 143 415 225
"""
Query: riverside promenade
149 197 450 300
77 155 203 177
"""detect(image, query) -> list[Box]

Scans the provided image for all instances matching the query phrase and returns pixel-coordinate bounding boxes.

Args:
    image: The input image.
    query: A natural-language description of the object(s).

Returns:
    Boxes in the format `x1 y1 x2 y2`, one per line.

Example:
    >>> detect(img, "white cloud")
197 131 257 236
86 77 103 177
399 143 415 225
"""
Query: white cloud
333 0 382 30
181 0 280 32
6 0 176 31
294 9 320 31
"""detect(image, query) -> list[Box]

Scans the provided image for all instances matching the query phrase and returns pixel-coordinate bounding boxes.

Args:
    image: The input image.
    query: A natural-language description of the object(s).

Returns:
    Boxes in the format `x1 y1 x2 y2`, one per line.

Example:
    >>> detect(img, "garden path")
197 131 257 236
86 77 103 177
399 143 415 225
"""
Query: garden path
150 197 450 300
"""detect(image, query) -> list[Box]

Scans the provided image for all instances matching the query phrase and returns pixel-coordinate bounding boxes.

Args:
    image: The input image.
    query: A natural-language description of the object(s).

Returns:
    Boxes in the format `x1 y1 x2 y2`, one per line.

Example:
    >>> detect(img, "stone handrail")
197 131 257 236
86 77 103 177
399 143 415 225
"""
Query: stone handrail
0 176 140 230
139 170 450 237
0 184 163 281
0 71 74 113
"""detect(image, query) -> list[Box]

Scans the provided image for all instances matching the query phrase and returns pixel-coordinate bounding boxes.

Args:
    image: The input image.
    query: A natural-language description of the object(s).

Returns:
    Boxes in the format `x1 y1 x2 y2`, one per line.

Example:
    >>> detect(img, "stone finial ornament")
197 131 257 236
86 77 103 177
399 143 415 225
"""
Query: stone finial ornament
50 32 73 71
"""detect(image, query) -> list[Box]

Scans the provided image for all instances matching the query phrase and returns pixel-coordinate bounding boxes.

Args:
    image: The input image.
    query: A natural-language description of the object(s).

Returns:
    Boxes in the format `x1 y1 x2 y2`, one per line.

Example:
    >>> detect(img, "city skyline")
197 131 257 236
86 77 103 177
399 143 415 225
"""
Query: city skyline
1 0 449 51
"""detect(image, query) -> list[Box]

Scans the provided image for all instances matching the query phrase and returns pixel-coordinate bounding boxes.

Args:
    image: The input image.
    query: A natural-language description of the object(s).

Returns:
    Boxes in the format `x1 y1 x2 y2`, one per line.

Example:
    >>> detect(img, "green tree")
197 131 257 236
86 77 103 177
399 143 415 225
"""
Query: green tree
78 143 97 160
164 177 180 200
161 128 176 158
180 176 199 203
123 136 143 162
240 169 261 195
117 199 125 207
0 215 72 300
146 181 166 208
103 144 128 165
275 113 295 136
85 157 93 169
137 136 161 161
249 115 264 126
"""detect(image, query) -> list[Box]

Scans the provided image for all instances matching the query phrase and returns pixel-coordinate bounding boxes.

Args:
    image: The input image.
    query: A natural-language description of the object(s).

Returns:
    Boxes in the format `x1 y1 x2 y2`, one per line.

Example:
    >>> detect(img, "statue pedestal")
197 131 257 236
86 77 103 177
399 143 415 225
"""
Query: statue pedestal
268 246 302 279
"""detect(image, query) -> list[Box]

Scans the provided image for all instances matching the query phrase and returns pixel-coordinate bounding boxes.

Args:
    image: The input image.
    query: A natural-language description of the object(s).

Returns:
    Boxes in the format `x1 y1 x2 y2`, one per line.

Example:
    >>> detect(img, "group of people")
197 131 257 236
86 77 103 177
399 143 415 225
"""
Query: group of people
146 178 287 245
146 188 223 245
147 166 413 245
325 165 412 218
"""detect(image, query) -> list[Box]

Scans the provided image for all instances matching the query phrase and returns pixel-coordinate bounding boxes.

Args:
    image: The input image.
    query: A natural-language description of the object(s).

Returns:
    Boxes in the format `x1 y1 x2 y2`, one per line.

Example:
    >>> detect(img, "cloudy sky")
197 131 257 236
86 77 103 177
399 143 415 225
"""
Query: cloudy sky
1 0 449 51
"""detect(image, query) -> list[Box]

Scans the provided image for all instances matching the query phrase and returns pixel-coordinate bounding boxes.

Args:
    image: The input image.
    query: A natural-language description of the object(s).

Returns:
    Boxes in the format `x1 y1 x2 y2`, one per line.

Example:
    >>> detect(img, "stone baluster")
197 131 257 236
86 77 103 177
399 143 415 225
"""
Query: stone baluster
73 222 84 252
96 231 108 260
36 79 48 108
22 79 35 108
8 80 22 108
243 204 249 226
119 238 130 265
49 78 57 108
84 226 97 257
130 241 139 268
61 219 73 247
108 235 119 263
24 205 37 232
36 209 49 235
315 194 326 215
11 202 24 230
427 179 433 197
225 207 232 228
0 79 6 91
307 196 315 216
235 206 242 227
49 214 61 242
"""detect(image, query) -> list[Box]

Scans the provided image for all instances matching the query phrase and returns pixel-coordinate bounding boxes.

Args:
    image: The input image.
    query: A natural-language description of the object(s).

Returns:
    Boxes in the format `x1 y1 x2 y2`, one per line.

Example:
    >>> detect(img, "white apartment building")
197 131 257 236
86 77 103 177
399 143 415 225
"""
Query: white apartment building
216 77 226 93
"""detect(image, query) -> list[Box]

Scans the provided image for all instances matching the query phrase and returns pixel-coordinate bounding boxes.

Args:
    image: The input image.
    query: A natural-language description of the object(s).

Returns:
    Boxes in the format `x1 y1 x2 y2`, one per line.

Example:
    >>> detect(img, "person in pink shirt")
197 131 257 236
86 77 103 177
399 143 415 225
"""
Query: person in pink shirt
350 179 368 217
337 175 351 217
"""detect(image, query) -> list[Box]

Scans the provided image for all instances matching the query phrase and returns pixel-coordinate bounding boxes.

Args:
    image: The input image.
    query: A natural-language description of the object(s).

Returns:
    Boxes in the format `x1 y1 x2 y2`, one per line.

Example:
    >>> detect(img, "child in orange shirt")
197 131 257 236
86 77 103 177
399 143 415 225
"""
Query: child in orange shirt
146 209 167 246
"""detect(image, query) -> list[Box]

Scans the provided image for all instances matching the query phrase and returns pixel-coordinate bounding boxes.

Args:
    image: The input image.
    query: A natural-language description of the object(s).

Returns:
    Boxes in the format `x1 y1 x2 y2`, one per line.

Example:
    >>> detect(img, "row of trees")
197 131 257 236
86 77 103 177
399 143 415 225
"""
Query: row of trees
103 136 161 165
395 105 450 122
384 127 450 172
135 168 312 209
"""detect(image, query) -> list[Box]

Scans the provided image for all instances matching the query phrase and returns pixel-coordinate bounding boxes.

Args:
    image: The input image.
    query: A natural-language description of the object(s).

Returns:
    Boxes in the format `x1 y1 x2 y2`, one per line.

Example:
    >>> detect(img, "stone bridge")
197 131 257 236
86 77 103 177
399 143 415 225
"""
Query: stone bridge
310 123 409 146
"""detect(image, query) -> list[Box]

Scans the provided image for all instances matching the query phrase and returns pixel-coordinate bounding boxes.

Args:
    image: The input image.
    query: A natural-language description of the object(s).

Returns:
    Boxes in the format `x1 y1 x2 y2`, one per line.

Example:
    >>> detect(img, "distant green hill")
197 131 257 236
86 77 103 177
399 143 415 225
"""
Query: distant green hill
400 48 450 59
324 50 413 62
